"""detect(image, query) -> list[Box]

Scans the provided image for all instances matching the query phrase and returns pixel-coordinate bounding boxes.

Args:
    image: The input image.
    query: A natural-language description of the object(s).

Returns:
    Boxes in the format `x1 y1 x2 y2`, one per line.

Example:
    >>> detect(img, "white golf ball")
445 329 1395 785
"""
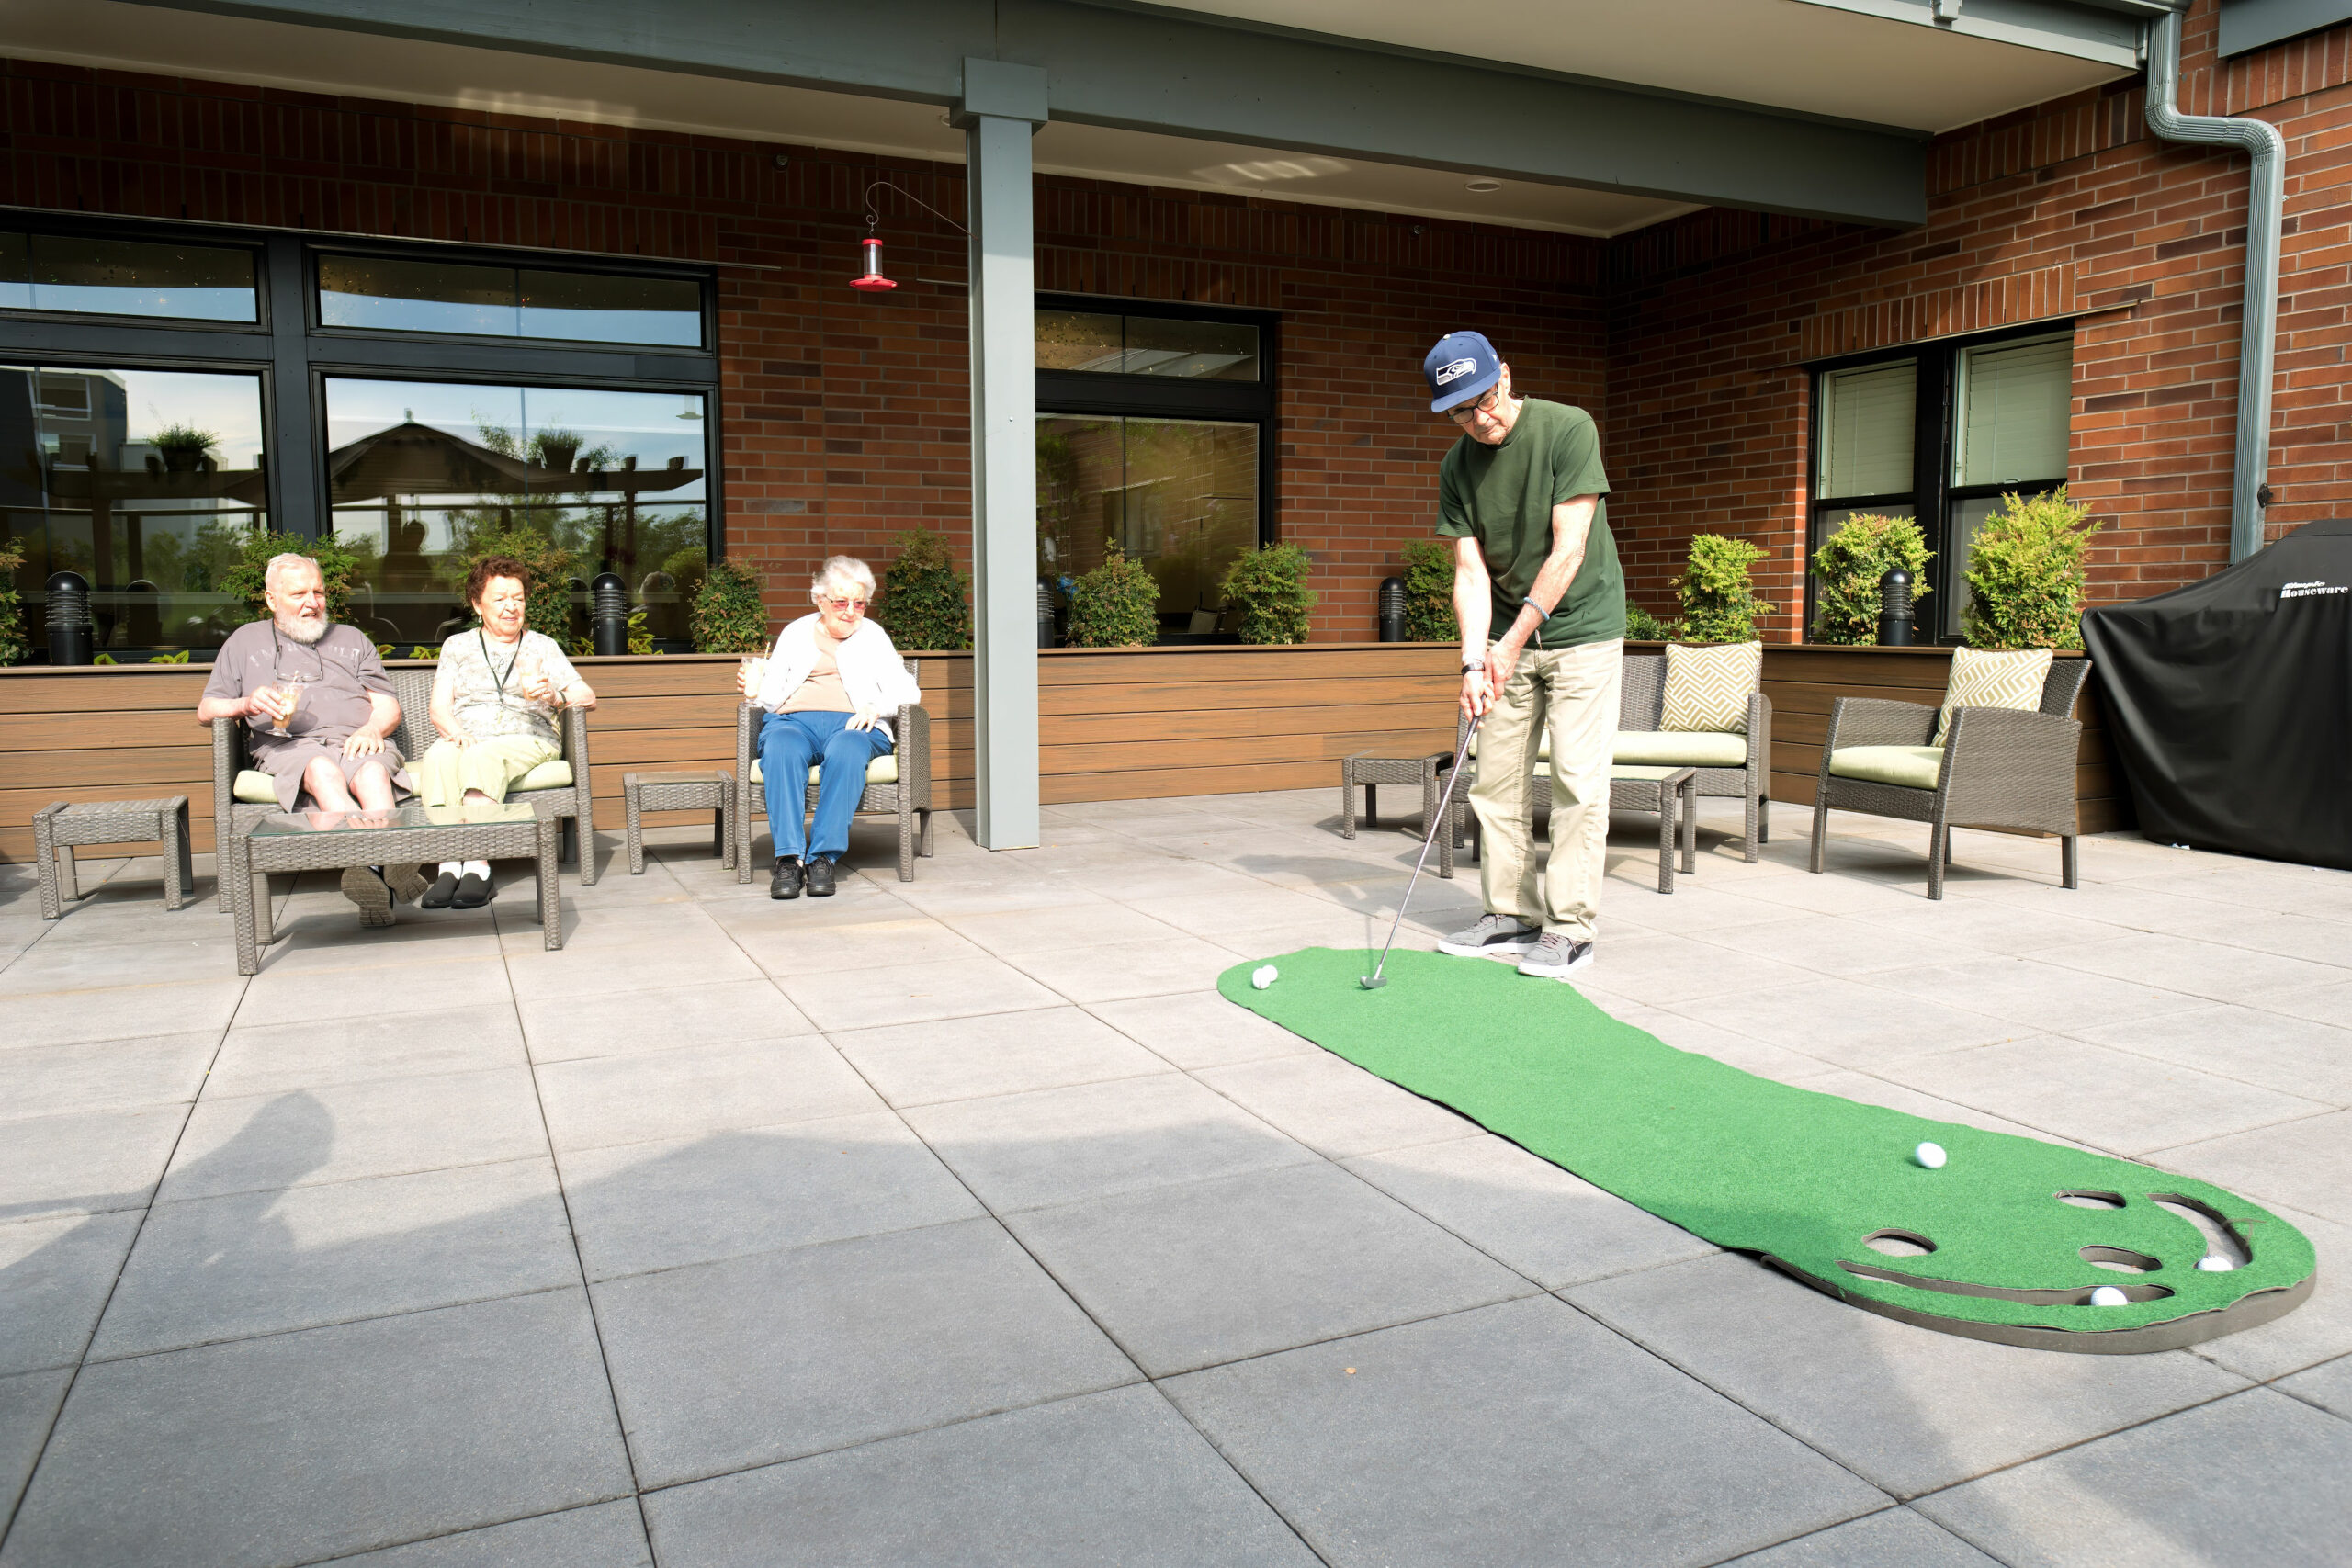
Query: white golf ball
2090 1285 2129 1307
2197 1256 2235 1272
1251 965 1278 990
1914 1142 1947 1169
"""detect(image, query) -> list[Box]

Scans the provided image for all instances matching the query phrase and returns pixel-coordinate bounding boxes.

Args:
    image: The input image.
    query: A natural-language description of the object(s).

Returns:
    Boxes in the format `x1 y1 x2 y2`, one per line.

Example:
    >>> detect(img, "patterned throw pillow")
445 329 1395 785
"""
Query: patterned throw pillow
1660 641 1760 734
1935 646 2052 744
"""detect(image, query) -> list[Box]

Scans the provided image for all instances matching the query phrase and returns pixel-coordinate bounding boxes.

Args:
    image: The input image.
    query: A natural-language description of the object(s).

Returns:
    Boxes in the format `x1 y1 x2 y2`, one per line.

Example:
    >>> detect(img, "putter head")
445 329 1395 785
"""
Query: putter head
1359 975 1387 990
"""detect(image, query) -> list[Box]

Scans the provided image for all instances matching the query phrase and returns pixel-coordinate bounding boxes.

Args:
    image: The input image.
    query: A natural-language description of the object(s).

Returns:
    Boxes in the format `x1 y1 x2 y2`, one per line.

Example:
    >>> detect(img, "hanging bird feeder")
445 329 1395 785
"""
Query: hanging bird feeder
848 180 967 296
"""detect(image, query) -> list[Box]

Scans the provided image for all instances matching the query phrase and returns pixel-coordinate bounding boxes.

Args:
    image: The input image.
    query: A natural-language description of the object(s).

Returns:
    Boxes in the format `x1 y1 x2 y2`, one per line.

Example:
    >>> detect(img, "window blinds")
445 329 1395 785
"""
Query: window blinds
1816 361 1916 499
1955 335 2071 487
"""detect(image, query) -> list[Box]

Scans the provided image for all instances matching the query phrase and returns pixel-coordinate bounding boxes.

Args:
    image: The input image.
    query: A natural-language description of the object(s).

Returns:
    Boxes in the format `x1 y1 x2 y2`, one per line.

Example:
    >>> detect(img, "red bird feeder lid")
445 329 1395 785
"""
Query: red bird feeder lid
850 235 898 292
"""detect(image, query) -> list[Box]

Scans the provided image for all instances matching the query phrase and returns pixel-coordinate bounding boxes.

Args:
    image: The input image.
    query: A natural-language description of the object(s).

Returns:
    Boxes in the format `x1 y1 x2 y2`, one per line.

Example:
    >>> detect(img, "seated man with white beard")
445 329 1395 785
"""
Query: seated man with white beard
197 551 424 919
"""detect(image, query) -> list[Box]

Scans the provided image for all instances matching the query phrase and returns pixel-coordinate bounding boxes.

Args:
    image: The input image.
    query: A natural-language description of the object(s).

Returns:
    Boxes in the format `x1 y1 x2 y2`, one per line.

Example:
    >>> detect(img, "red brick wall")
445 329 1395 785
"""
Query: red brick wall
0 59 1605 641
1602 0 2352 638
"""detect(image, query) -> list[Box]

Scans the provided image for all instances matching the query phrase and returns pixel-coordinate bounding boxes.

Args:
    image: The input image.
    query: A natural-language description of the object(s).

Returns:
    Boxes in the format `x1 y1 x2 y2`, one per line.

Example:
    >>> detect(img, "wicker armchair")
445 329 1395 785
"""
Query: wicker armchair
210 664 598 910
734 657 934 883
1807 658 2091 899
1449 652 1771 864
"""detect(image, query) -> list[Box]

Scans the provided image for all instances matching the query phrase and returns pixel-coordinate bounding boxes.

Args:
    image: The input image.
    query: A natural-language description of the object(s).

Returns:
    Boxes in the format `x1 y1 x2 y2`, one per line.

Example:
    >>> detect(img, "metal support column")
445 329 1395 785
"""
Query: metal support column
955 59 1046 849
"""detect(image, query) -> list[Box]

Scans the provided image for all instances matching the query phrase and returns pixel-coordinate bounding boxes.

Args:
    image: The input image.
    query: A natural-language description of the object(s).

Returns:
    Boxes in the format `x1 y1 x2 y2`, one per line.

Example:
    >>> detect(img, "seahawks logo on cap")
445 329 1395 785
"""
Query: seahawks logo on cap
1433 357 1478 385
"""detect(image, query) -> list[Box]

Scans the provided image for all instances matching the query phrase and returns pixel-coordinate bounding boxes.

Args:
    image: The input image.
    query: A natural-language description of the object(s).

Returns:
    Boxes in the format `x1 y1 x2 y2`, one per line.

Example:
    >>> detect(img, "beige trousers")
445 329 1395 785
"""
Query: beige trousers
1468 637 1623 941
415 735 560 807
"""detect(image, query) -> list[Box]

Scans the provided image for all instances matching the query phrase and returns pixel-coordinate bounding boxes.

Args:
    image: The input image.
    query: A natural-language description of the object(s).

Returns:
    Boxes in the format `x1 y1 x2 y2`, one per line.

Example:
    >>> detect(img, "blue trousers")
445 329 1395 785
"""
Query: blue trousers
760 710 894 863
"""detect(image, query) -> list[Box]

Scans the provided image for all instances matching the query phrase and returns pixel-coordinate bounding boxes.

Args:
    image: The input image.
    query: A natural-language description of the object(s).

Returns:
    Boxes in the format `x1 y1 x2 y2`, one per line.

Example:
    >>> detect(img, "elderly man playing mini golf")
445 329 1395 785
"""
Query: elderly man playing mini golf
1424 331 1624 980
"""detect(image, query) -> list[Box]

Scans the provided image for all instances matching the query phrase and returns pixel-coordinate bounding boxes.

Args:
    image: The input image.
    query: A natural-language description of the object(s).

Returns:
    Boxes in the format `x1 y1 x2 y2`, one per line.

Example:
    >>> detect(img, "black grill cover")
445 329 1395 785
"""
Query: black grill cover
2080 519 2352 870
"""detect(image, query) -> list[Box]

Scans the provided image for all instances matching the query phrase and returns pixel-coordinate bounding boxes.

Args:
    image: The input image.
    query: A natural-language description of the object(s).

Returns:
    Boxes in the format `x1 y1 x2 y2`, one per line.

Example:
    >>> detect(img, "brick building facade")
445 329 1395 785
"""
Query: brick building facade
5 0 2342 645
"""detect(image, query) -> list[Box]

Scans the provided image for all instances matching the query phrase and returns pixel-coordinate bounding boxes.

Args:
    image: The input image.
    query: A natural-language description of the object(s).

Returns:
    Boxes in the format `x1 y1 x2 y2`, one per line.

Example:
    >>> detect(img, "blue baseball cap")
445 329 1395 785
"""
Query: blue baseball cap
1424 331 1500 412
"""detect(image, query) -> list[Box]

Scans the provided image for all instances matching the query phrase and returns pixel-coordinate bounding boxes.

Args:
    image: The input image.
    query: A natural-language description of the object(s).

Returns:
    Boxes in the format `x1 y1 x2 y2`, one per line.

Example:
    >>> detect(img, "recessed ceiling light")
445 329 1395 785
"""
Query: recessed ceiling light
1464 177 1502 193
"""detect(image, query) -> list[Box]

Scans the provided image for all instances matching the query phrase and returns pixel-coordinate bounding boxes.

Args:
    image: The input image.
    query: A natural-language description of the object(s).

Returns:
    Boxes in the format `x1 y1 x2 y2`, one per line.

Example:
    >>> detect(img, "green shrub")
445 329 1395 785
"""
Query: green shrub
1811 513 1933 646
1623 602 1683 642
0 537 24 665
1962 489 2099 650
220 529 368 625
875 529 973 651
1401 539 1460 643
454 525 577 645
1220 542 1317 645
690 558 770 653
1675 534 1774 644
1066 540 1161 648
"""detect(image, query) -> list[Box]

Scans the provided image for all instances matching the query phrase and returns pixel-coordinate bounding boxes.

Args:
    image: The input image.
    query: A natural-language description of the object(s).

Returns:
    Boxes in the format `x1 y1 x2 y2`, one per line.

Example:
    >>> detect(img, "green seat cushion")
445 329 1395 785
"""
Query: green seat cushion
232 770 278 805
1611 729 1748 768
1610 764 1686 782
513 759 573 792
1828 745 1945 790
1465 730 1549 762
749 754 899 786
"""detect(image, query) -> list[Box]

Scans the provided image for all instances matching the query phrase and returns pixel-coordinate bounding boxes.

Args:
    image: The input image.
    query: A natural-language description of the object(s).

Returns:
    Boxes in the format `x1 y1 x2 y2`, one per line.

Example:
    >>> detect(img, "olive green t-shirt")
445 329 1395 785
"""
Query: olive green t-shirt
1435 398 1624 649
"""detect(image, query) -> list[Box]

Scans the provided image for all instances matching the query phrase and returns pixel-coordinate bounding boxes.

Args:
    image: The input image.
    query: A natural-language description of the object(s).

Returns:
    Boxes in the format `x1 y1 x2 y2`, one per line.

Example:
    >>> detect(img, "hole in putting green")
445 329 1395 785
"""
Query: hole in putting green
1838 1260 2175 1306
2081 1246 2163 1274
2057 1190 2127 1210
1863 1230 1936 1258
2149 1193 2254 1269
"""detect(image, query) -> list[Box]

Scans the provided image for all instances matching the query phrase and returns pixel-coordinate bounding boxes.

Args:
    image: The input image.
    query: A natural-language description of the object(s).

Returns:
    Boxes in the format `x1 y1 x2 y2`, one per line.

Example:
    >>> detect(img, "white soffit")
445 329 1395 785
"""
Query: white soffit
0 0 1695 235
1130 0 2130 134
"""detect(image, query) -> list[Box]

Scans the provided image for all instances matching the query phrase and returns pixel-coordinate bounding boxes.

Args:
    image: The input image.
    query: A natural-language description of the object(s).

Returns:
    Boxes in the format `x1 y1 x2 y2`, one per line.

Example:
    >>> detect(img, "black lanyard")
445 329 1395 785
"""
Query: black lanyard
481 630 521 700
267 624 326 680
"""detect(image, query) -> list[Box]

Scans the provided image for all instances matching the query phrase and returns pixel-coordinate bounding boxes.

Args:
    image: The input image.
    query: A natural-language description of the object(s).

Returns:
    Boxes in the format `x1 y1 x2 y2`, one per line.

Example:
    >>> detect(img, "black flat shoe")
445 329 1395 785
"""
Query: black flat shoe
450 871 492 909
421 870 459 909
806 856 837 897
769 858 804 900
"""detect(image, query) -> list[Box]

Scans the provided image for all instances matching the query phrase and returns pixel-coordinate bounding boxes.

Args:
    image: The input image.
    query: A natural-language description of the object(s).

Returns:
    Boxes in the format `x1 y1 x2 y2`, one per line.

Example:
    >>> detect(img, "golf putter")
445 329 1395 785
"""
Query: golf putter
1362 713 1482 989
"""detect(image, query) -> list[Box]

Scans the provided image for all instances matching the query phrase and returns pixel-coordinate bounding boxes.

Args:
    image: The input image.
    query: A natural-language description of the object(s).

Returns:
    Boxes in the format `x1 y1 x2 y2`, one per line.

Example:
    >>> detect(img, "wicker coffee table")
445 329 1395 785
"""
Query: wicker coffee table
1610 764 1700 894
623 770 735 876
1340 751 1455 878
227 801 563 975
33 796 193 918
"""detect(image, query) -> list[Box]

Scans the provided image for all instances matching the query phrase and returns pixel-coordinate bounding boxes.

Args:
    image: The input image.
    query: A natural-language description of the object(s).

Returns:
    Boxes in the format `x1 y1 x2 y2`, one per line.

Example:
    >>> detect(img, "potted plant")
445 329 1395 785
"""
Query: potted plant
690 558 771 653
1219 542 1317 644
1066 540 1161 648
1400 538 1459 643
1675 534 1774 643
152 423 218 475
0 536 24 664
1963 489 2099 649
874 528 973 651
1810 513 1933 645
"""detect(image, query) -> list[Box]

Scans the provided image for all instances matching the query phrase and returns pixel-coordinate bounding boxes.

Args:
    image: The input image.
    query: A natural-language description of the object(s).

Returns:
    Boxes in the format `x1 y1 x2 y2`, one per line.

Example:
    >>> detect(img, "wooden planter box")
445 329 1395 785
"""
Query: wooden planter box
0 640 2125 863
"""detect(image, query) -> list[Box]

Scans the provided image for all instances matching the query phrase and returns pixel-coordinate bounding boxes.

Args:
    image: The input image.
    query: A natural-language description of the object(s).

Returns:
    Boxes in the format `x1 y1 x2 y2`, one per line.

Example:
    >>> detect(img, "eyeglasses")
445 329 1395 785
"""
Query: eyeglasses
1446 388 1506 423
822 596 869 612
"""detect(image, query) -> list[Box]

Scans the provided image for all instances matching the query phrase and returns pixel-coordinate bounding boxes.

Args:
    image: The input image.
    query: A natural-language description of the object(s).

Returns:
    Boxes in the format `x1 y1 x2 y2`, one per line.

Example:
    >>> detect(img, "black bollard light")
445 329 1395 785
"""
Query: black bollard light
1037 581 1056 649
1877 567 1916 647
591 572 628 656
46 571 93 666
1378 575 1407 643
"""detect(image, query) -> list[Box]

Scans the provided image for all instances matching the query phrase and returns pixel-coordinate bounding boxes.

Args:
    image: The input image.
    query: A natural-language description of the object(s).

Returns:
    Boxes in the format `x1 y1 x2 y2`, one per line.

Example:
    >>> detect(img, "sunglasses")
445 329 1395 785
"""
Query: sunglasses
822 596 869 612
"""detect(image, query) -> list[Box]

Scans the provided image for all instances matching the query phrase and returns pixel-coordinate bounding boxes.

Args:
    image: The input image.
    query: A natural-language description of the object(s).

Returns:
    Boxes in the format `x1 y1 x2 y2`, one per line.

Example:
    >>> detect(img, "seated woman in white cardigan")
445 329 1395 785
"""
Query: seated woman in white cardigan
737 556 922 900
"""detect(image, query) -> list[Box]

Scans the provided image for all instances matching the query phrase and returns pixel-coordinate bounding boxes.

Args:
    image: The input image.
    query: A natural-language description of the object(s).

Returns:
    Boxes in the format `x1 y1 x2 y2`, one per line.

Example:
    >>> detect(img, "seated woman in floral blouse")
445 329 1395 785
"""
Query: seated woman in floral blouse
413 555 597 908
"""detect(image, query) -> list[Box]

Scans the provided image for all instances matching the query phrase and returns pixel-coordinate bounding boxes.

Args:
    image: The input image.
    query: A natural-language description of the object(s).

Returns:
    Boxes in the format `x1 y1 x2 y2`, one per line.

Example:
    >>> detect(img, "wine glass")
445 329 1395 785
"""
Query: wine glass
266 670 311 738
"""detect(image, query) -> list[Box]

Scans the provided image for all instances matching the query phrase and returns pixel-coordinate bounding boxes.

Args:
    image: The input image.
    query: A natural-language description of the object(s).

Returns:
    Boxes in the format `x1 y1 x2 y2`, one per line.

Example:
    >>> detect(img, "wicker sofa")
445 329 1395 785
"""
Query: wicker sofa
210 663 598 909
1808 657 2091 899
733 657 934 883
1451 651 1771 863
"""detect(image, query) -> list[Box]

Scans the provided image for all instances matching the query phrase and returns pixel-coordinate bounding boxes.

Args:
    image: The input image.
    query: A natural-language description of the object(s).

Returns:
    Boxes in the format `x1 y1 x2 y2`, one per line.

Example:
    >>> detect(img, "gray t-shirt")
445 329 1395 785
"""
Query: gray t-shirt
435 629 581 744
202 619 391 765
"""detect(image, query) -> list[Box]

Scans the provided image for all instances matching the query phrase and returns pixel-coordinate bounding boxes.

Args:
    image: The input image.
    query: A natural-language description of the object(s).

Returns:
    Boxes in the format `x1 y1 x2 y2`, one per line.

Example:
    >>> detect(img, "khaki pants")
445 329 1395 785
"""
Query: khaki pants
415 735 560 807
1468 637 1623 942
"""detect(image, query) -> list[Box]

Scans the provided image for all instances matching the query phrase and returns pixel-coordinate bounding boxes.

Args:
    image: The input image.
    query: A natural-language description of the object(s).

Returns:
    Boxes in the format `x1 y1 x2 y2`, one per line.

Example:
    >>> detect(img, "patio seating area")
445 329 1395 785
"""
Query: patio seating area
1 791 2347 1566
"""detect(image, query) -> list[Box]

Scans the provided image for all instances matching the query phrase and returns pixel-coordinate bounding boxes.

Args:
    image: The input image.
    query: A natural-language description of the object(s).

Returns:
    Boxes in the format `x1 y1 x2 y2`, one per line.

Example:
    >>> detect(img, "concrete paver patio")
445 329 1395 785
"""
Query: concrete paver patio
0 790 2346 1566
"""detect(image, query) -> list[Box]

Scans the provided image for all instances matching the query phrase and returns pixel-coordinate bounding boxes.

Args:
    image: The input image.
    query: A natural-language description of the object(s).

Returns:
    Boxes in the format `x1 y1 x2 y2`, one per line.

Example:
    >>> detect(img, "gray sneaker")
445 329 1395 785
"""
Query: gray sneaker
1518 932 1595 980
340 863 428 928
1438 913 1541 958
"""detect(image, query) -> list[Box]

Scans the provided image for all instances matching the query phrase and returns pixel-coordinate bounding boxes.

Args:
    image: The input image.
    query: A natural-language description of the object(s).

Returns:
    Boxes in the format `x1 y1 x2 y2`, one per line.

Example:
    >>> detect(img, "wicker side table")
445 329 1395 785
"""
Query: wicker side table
1609 765 1699 894
1340 752 1454 879
624 770 735 876
34 797 193 918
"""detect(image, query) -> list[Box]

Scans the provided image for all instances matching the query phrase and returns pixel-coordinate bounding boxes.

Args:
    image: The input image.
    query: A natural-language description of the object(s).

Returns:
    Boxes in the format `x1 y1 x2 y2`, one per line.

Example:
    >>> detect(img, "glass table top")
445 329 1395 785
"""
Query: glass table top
250 802 539 837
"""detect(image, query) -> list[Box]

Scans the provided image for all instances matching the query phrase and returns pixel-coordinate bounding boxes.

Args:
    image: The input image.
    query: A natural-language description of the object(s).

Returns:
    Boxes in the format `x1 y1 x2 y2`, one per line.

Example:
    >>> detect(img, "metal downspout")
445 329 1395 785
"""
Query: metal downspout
2143 4 2286 561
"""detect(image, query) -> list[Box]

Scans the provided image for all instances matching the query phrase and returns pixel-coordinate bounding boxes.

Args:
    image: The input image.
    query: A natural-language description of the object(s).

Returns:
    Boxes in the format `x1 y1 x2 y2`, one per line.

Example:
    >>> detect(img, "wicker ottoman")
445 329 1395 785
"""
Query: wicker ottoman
34 796 194 918
1609 765 1699 895
624 770 736 876
1340 751 1453 879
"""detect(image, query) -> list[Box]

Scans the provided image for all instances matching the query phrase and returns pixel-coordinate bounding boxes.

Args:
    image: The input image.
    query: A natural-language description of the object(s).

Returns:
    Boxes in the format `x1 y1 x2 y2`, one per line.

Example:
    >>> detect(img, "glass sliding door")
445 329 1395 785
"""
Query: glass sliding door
1036 414 1259 634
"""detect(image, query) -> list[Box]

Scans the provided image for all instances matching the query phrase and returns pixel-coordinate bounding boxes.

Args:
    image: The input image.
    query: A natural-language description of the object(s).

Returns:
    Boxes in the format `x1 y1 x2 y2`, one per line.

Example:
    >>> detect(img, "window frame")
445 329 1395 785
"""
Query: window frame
1803 321 2074 642
0 209 725 656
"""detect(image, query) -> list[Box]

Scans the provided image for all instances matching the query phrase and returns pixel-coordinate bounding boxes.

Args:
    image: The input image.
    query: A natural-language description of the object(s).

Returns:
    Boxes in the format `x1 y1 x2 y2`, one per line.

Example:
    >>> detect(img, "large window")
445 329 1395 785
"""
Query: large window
1807 328 2072 640
1035 299 1273 641
0 215 718 658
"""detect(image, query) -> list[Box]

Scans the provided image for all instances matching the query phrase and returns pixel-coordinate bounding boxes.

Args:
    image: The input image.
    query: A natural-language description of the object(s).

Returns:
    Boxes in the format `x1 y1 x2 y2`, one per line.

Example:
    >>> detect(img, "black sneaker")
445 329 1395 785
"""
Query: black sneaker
806 856 837 897
770 857 804 900
1437 913 1541 958
421 869 459 909
1518 932 1596 981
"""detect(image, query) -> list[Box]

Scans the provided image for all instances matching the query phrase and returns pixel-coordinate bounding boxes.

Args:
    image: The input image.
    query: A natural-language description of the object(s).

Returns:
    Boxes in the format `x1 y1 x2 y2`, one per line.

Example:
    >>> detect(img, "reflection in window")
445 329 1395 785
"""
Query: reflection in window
1036 416 1258 635
1035 310 1258 380
1 366 268 651
0 231 257 321
319 256 703 347
323 379 709 647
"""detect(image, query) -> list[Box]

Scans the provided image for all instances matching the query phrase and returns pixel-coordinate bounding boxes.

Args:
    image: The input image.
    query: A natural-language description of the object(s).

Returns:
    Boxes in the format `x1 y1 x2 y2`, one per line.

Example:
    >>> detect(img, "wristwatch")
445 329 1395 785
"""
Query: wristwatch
1461 657 1486 672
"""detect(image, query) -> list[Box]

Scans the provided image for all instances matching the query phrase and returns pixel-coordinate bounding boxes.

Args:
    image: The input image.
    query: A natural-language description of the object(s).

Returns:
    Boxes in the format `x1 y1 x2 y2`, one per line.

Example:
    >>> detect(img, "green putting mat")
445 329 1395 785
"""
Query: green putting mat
1219 947 2314 1353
